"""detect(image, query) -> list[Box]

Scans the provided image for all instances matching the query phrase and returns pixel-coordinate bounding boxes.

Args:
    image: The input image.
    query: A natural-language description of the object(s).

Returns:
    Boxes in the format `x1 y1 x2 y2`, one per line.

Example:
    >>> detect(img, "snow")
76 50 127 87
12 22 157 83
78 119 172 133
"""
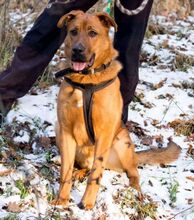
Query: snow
0 11 194 220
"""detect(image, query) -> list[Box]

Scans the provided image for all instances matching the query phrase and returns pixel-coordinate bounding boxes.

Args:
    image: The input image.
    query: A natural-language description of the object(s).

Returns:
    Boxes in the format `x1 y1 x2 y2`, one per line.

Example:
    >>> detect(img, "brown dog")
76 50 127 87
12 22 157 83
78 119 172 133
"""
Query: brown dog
53 11 181 210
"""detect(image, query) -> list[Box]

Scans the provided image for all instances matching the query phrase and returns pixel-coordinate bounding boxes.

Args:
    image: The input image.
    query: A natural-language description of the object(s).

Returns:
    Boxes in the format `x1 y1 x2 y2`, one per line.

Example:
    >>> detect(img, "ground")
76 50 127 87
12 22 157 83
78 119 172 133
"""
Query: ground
0 6 194 220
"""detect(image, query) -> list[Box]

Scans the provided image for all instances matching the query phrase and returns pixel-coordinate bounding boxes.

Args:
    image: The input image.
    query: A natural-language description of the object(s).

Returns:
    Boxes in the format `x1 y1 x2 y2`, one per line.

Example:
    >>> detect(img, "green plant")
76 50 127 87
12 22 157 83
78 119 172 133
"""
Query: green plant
3 214 20 220
0 129 7 147
15 179 29 199
46 191 54 203
43 212 61 220
45 150 54 163
40 165 51 177
117 188 157 219
168 180 179 204
4 186 13 197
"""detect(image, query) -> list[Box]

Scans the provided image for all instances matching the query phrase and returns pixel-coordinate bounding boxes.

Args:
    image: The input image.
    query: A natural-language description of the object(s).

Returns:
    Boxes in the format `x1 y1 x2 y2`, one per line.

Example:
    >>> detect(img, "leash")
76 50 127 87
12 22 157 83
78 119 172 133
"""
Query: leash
47 0 150 16
115 0 150 16
105 0 112 14
55 62 116 144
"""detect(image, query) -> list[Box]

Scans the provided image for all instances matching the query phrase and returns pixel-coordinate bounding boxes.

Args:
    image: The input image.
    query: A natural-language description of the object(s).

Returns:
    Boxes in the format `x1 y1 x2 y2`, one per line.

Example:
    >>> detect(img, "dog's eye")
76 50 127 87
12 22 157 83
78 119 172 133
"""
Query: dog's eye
88 30 98 38
70 29 78 36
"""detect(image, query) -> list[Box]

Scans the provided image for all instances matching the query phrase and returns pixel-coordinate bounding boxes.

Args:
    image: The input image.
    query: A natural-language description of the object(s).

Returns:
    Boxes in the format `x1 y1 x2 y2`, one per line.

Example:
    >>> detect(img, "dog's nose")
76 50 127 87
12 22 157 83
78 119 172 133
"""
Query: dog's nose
72 43 85 54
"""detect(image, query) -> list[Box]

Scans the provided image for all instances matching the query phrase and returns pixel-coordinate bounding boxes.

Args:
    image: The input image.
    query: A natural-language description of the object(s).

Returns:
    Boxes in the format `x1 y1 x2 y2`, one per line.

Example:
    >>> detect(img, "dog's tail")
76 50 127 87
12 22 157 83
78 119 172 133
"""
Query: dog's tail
136 141 181 165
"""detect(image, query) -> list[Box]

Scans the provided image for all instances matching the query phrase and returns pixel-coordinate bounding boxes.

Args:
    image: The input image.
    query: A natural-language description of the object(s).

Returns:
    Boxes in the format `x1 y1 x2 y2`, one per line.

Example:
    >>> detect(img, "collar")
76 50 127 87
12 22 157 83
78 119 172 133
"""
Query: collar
55 61 112 79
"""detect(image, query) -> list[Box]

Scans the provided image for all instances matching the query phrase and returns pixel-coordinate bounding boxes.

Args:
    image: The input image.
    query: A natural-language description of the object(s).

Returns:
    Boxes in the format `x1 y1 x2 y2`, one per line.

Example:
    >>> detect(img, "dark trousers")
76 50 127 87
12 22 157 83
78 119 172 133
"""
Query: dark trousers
0 0 153 122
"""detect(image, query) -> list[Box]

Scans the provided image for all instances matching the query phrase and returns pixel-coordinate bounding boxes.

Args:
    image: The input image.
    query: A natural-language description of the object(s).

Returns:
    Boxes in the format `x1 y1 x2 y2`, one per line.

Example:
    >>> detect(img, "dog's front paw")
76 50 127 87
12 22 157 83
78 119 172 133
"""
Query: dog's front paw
51 197 69 207
78 194 97 210
78 201 95 210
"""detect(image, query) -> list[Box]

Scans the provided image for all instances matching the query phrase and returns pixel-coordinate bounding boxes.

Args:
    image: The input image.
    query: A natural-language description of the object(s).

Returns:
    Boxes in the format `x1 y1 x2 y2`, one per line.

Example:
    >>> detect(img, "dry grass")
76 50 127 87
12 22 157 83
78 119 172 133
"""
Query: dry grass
169 118 194 136
0 0 48 72
0 0 21 71
114 188 158 219
172 52 194 72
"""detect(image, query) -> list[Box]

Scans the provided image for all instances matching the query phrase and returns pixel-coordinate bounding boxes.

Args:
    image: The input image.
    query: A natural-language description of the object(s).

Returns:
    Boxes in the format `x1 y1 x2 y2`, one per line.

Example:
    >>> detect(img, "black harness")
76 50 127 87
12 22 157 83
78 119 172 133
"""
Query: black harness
55 63 116 144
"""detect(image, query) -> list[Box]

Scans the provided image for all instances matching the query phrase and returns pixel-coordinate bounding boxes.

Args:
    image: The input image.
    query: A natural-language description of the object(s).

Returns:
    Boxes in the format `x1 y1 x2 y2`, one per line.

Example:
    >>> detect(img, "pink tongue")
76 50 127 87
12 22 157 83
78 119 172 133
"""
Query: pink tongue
72 62 87 71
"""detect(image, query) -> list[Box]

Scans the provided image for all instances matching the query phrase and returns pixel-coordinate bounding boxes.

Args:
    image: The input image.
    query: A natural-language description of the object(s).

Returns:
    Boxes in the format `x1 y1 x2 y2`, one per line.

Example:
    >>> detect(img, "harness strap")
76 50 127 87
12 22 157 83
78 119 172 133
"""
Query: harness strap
65 77 116 144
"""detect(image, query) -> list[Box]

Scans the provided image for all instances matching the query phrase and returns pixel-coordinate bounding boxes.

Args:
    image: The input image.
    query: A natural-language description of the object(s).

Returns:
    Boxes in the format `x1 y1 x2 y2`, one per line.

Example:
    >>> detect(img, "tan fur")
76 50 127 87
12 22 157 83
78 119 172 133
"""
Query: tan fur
137 141 181 165
53 11 181 210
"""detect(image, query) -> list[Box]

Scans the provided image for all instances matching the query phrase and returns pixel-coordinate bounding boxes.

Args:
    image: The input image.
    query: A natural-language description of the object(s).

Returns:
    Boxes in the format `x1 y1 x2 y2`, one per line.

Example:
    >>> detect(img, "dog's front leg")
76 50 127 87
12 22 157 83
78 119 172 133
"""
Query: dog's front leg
79 136 114 210
53 130 76 207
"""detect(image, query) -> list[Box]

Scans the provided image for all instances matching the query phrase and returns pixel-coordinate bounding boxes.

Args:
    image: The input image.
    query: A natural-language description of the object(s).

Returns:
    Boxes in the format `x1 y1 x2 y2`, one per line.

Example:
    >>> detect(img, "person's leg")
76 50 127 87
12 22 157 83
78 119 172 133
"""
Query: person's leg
0 0 98 117
114 0 153 123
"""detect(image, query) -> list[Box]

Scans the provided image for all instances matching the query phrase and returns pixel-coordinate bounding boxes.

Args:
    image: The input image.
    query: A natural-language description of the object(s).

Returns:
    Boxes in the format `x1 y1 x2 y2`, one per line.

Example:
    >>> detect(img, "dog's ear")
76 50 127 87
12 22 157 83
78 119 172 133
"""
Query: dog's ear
57 10 84 28
96 12 117 31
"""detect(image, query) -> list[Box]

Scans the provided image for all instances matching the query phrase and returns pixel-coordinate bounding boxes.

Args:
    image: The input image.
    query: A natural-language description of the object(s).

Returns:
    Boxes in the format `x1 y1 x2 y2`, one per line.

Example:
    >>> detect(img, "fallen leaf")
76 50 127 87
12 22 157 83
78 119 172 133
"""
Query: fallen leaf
144 120 148 126
98 214 106 220
186 176 194 182
148 180 153 187
172 83 182 88
143 102 154 109
187 198 193 205
39 136 51 148
151 119 160 126
154 134 164 143
0 169 12 177
126 121 146 137
187 144 194 156
7 202 21 213
153 78 167 89
140 136 153 146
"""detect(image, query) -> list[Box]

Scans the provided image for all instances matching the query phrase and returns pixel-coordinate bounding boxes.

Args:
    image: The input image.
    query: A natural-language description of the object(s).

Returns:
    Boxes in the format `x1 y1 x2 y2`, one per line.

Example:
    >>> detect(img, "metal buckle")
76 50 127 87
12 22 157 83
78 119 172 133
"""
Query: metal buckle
47 3 52 9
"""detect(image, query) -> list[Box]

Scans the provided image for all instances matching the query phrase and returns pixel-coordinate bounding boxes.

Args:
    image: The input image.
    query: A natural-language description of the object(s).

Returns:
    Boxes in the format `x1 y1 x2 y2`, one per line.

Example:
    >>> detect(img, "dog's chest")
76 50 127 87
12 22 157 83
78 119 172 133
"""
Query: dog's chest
65 87 83 108
60 85 91 144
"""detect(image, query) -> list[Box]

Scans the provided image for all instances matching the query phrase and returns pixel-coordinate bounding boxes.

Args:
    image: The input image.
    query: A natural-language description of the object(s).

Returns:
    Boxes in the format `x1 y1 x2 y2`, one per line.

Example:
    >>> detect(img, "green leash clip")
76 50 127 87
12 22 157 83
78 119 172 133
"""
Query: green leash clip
106 0 112 15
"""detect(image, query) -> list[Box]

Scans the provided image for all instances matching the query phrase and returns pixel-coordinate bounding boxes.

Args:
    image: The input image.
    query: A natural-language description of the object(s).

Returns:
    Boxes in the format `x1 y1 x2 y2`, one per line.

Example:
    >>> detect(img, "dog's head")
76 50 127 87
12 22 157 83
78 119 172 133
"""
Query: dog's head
57 10 118 72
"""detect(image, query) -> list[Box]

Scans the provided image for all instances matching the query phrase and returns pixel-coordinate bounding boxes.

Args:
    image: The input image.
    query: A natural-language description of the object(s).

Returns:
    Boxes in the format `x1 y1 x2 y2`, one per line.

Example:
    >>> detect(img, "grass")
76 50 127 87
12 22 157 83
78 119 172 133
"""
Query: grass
0 127 8 147
0 29 20 71
0 0 46 72
15 179 29 199
0 1 21 72
33 66 56 90
3 214 20 220
172 53 194 72
168 180 179 205
146 23 167 38
43 212 61 220
169 118 194 136
115 188 158 219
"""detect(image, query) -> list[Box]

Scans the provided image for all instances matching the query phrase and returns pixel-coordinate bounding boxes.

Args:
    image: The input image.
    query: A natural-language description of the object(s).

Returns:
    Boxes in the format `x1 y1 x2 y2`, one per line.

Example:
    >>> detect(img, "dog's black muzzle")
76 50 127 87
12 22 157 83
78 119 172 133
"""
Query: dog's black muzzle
71 43 87 62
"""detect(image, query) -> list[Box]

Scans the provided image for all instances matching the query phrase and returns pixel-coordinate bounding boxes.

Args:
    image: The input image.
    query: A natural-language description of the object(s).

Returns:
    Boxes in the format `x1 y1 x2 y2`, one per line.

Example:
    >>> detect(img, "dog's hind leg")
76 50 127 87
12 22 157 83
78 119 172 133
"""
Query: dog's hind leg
107 128 141 191
52 129 76 207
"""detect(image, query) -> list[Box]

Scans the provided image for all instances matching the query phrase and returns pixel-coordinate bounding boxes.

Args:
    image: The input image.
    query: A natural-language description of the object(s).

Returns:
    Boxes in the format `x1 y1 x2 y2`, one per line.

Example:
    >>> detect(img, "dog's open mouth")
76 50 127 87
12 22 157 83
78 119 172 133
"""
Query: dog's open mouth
72 54 95 72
